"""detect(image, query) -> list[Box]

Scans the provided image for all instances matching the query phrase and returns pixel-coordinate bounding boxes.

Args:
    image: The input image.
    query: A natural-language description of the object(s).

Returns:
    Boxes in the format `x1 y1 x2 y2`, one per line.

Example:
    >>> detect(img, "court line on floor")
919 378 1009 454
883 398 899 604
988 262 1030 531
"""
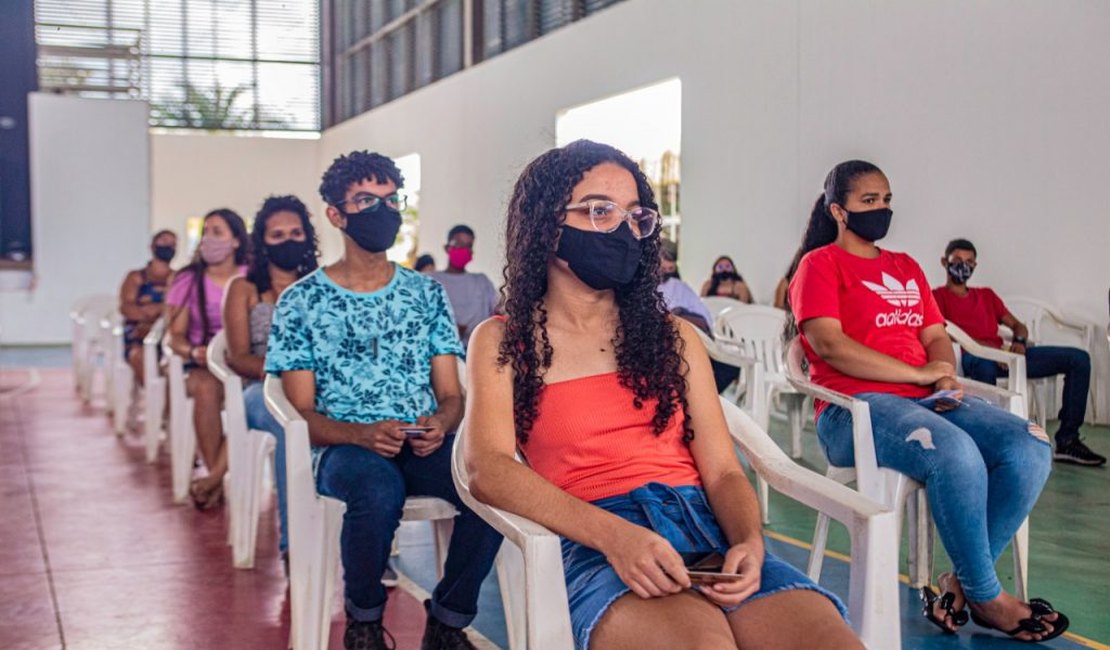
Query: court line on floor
765 530 1109 649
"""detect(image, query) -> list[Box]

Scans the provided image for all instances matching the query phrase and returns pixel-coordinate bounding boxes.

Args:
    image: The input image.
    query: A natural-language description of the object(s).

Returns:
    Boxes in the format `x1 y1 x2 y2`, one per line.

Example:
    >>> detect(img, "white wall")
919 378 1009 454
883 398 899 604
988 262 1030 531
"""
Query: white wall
0 94 150 344
149 131 340 264
317 0 1110 419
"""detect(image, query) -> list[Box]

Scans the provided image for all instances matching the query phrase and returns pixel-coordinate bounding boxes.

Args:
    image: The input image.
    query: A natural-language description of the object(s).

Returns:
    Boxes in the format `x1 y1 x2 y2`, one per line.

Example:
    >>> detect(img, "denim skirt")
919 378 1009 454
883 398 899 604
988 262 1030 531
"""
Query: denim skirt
561 482 847 649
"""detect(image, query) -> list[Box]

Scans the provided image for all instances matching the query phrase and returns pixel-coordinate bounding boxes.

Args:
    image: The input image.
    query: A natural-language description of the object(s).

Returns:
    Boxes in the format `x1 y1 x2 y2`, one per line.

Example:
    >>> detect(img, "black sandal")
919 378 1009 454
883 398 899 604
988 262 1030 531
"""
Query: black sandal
970 598 1070 642
920 586 969 634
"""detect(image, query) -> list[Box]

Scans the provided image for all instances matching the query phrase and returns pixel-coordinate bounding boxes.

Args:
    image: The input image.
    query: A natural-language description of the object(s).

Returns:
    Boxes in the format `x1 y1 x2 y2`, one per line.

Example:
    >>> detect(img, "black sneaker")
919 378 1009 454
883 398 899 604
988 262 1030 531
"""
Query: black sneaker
421 611 477 650
344 618 395 650
1054 439 1107 466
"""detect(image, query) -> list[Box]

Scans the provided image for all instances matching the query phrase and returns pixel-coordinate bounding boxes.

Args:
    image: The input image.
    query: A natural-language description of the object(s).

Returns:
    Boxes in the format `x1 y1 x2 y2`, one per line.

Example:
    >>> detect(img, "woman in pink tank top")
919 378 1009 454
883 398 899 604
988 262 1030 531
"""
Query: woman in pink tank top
463 141 857 650
165 208 250 510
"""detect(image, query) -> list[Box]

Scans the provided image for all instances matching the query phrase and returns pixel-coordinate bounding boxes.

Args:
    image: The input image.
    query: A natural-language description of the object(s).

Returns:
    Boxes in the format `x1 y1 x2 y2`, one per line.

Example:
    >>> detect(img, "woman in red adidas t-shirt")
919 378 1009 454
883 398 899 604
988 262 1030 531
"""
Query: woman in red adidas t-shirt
789 160 1067 642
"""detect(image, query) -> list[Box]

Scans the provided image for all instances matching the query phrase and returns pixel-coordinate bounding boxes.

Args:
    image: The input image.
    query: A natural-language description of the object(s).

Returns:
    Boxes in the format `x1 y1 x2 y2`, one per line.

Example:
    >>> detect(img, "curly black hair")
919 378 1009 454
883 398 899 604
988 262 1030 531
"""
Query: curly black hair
318 150 405 207
498 139 692 444
246 195 319 294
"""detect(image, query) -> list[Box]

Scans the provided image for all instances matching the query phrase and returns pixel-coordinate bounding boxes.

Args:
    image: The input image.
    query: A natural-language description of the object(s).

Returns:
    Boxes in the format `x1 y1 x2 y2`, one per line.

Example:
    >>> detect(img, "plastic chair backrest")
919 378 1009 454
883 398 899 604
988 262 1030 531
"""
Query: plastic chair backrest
206 331 251 436
714 304 788 376
703 296 743 320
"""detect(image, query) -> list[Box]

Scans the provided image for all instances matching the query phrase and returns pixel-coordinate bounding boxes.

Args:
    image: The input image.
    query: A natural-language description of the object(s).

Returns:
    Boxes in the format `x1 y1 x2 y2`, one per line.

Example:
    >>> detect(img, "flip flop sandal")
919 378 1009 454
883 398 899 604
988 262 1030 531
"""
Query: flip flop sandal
920 586 969 634
970 598 1070 642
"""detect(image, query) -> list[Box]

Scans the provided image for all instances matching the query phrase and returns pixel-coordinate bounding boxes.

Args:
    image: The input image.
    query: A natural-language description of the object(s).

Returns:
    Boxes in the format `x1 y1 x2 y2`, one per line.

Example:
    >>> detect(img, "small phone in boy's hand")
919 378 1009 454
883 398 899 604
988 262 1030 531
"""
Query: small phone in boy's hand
399 425 434 438
680 551 743 585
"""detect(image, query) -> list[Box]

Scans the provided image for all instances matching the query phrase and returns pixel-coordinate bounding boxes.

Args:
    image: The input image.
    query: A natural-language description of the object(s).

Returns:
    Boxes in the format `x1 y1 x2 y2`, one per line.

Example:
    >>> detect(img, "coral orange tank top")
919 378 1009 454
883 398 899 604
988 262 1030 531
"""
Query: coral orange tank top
521 372 701 503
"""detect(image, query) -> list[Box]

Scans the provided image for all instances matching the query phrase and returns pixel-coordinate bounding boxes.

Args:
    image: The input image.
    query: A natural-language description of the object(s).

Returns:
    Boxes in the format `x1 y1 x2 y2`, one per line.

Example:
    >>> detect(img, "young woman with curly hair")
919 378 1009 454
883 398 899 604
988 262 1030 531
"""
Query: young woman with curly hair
222 195 318 554
463 140 857 650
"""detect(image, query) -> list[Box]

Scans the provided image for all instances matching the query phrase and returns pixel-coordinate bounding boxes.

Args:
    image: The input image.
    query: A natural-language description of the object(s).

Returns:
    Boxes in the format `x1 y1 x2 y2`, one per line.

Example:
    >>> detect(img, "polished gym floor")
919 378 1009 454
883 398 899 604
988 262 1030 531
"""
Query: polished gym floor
1 350 1106 649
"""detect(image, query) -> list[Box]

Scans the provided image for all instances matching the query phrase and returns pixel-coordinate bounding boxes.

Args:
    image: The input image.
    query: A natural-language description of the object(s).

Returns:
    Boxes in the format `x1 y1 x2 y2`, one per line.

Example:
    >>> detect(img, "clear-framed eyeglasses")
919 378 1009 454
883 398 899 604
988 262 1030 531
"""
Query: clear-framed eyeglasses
340 192 407 213
563 200 659 240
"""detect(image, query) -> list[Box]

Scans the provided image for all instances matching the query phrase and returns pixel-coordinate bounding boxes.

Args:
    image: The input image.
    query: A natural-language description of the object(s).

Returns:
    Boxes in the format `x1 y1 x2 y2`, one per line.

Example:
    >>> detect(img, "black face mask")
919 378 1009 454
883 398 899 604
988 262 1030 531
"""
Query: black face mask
947 261 974 284
266 239 312 272
343 206 402 253
556 223 642 291
843 207 893 242
153 245 176 262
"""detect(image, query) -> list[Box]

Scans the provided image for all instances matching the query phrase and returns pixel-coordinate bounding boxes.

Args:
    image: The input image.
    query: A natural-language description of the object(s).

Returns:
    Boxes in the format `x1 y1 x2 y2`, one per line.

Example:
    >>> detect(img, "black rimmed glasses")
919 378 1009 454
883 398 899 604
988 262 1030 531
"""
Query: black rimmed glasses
339 191 407 213
564 200 659 240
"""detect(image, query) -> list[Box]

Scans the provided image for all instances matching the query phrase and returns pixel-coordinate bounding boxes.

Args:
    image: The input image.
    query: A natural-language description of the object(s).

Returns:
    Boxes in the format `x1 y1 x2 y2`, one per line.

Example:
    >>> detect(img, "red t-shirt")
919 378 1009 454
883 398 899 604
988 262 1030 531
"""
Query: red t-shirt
789 244 944 417
931 286 1008 349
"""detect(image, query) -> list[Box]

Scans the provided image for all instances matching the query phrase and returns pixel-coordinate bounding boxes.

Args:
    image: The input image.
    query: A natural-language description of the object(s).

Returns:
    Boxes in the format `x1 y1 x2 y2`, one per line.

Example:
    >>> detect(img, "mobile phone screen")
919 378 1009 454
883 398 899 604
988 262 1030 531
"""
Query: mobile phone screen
680 552 743 584
399 425 434 438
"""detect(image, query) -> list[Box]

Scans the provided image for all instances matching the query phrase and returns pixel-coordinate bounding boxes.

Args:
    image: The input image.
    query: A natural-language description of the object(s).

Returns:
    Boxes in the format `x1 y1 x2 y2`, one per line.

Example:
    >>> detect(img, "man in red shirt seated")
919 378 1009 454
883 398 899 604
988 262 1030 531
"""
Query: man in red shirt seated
933 238 1105 466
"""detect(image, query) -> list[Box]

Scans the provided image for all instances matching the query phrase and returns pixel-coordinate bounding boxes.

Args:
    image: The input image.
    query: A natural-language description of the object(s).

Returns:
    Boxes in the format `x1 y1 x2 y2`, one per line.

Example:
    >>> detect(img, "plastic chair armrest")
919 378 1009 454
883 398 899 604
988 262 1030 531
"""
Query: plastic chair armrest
784 374 858 411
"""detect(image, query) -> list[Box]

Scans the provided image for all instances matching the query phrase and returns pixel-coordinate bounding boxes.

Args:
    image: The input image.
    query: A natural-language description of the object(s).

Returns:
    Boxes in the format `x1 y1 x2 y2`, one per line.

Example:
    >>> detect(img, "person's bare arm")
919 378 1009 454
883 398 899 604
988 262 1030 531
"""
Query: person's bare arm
736 281 753 304
223 277 265 379
409 354 464 457
801 317 953 385
280 369 406 456
119 271 146 322
464 318 690 599
165 299 206 366
699 279 712 297
999 312 1030 353
773 278 789 310
675 319 763 605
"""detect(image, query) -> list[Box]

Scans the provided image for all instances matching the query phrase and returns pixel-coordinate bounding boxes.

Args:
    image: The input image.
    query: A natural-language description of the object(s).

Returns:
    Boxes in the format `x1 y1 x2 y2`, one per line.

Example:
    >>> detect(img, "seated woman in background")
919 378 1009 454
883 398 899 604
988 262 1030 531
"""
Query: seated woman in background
119 229 176 385
165 208 250 510
465 140 857 650
700 255 752 303
790 160 1067 642
222 195 318 557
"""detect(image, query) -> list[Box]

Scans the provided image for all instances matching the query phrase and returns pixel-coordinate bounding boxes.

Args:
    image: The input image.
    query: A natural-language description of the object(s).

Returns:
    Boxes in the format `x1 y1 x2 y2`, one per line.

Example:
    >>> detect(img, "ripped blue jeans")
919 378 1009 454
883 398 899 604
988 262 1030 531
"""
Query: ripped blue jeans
816 393 1052 603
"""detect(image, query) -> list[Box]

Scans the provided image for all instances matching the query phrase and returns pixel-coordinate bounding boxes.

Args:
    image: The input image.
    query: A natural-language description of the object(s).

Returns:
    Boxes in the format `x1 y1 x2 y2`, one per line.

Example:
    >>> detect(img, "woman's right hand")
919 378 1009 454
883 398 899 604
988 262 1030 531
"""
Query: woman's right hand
189 345 208 368
914 360 955 385
601 522 690 599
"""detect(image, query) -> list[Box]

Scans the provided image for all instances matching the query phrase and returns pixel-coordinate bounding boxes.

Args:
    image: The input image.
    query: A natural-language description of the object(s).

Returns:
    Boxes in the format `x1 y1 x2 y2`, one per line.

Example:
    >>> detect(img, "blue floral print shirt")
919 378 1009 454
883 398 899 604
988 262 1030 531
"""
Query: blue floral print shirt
265 266 463 465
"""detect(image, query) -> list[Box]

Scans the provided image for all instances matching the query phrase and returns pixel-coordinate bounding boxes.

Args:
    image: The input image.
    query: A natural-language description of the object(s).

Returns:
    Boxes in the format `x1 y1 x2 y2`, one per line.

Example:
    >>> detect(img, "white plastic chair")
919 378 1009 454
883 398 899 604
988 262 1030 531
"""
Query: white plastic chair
946 321 1029 418
164 340 198 504
263 375 459 650
1004 296 1100 424
69 294 109 394
102 311 136 436
703 296 744 321
783 338 1030 602
452 396 902 649
694 328 773 524
715 304 808 459
142 318 167 463
207 331 277 569
71 295 116 405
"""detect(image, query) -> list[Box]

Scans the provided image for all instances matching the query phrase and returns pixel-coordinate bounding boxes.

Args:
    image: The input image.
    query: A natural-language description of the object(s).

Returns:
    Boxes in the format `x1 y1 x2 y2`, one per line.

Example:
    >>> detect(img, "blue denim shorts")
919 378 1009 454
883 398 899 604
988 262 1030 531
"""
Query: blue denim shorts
562 482 847 649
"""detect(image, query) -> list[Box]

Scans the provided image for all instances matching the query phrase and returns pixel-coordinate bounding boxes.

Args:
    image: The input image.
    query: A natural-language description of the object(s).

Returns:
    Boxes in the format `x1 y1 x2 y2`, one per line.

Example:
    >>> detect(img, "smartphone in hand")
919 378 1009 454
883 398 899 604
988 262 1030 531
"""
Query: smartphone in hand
399 425 434 438
680 551 743 585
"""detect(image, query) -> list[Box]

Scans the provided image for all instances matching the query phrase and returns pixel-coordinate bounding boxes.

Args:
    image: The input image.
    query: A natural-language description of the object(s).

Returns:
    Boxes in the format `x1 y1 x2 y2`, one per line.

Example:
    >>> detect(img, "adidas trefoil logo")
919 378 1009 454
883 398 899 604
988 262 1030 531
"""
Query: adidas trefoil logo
863 272 924 328
863 273 921 307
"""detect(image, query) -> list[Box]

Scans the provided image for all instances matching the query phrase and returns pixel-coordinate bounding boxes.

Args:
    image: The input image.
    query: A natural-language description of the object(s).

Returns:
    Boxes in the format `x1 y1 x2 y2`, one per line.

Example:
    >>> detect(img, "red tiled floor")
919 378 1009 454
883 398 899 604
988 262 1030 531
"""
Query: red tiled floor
0 369 440 650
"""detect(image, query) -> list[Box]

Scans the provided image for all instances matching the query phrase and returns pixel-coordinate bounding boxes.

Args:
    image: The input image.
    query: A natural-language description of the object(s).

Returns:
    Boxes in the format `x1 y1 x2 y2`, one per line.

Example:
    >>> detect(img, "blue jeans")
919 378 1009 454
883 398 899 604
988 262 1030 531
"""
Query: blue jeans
563 483 846 650
315 438 503 627
243 381 289 553
962 346 1090 445
816 393 1051 603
